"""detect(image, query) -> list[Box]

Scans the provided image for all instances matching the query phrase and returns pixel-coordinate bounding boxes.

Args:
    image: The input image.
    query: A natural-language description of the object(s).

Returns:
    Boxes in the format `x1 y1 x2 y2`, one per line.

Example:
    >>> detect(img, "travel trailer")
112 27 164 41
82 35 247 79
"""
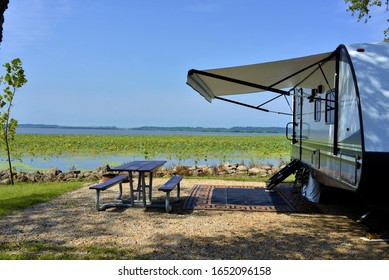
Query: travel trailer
187 42 389 209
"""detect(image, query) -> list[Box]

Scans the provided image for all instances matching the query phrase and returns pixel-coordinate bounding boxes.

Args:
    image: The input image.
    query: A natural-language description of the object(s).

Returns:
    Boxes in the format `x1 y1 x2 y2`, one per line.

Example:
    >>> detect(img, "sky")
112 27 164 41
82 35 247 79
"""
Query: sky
0 0 387 128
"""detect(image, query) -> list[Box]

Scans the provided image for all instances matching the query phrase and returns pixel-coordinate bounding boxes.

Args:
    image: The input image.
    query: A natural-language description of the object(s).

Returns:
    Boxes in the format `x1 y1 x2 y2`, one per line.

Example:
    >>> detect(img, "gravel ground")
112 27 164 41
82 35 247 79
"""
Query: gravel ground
0 178 388 259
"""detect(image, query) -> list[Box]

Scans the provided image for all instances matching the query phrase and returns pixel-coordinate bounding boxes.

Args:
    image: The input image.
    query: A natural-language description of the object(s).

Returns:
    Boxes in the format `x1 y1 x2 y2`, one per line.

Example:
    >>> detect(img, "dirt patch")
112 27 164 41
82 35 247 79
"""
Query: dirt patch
0 178 388 259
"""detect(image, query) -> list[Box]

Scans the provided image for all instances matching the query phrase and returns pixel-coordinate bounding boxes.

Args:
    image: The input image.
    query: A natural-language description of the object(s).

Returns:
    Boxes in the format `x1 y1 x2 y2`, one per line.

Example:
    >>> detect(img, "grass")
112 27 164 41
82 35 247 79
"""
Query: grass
0 181 83 218
0 241 149 260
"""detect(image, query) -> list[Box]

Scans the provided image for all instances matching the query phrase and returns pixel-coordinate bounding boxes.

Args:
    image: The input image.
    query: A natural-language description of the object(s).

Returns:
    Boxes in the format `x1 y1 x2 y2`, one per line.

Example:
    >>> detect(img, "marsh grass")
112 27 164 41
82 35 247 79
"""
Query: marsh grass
10 134 290 162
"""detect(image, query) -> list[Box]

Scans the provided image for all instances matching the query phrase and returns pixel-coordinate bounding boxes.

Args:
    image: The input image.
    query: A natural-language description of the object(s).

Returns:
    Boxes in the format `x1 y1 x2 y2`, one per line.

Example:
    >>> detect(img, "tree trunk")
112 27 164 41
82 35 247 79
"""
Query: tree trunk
0 0 9 45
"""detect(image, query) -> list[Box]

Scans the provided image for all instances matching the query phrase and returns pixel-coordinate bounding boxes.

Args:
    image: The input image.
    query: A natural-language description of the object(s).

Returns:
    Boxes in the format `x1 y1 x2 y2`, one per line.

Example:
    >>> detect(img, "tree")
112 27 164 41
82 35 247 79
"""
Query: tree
345 0 389 40
0 58 27 185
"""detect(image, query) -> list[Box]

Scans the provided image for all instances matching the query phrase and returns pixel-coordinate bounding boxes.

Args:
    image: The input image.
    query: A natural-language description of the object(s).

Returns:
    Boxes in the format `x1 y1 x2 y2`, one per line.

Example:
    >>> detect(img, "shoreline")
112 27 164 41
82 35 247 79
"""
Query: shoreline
0 162 286 184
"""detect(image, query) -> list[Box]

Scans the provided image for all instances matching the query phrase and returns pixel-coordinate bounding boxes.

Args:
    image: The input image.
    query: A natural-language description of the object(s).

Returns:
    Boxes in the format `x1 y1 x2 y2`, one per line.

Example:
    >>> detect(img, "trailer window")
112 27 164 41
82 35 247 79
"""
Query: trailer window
314 99 321 122
296 89 302 120
325 90 335 124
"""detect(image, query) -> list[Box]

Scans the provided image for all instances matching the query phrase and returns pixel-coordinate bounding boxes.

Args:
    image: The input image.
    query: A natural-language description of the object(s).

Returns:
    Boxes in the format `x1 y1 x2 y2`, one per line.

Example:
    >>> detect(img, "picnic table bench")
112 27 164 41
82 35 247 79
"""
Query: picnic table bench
158 175 182 212
89 175 129 211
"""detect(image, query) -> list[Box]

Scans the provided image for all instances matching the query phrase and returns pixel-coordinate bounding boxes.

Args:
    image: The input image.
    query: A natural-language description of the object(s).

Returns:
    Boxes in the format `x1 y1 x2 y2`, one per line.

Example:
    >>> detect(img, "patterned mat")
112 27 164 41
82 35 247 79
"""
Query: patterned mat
183 185 320 213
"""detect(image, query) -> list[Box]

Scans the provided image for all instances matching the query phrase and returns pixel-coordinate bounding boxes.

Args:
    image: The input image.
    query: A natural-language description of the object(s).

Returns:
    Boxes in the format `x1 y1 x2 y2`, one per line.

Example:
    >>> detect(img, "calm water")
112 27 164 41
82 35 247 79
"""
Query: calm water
8 127 287 171
16 127 281 136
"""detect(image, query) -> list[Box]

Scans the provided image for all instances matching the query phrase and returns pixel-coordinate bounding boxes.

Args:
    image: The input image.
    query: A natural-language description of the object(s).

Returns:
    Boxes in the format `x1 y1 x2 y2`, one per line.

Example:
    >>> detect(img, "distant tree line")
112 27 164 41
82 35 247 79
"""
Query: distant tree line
131 126 285 134
18 124 286 133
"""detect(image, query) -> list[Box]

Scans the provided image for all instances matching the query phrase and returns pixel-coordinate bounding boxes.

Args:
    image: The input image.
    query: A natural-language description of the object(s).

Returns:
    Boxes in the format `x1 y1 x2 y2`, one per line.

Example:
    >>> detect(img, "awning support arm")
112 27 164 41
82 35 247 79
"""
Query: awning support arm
215 96 292 116
256 94 283 108
268 51 337 88
188 69 290 96
318 64 332 91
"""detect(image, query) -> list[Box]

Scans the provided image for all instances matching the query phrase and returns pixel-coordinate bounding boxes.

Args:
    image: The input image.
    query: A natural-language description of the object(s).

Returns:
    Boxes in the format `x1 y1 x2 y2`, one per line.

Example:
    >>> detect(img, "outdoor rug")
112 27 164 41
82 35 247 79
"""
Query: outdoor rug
183 185 320 213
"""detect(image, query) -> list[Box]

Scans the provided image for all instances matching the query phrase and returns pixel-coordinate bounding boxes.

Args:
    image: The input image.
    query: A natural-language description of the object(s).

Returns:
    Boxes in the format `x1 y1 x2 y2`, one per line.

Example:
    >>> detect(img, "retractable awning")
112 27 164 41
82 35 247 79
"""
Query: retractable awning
187 51 336 103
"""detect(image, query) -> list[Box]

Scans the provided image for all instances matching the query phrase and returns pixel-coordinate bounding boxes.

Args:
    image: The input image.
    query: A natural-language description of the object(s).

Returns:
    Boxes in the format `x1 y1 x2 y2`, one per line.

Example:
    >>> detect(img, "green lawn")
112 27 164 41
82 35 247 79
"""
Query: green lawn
0 241 149 260
0 181 83 218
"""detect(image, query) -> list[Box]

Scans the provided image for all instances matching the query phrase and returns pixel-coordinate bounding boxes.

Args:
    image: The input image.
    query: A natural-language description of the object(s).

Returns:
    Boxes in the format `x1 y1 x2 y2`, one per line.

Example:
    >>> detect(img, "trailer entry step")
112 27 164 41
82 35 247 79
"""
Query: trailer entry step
266 159 302 191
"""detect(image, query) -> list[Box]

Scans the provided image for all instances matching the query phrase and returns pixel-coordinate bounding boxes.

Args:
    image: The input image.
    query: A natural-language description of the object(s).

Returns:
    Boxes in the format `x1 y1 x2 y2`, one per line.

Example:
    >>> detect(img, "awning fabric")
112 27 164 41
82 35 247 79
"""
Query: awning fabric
187 51 335 102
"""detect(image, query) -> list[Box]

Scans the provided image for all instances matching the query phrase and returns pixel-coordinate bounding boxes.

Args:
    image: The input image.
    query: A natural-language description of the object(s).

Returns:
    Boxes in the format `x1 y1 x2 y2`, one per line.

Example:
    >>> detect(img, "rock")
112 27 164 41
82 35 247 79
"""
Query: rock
45 167 61 176
16 173 29 182
3 161 284 184
43 174 56 182
197 165 208 170
224 163 237 170
237 165 248 172
64 171 81 181
272 167 280 173
226 168 236 175
263 165 273 171
0 178 11 184
28 171 42 182
56 173 65 181
259 169 268 177
188 166 197 171
248 167 261 175
248 168 268 177
202 167 214 176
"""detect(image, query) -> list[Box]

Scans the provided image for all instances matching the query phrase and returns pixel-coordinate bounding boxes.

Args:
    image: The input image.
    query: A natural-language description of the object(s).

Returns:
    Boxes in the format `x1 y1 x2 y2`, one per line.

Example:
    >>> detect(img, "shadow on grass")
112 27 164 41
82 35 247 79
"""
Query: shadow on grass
0 240 150 260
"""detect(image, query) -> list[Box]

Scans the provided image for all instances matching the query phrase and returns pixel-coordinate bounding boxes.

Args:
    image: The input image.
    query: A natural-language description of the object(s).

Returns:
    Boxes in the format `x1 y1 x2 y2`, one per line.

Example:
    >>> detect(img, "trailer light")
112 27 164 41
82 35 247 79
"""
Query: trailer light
357 48 365 52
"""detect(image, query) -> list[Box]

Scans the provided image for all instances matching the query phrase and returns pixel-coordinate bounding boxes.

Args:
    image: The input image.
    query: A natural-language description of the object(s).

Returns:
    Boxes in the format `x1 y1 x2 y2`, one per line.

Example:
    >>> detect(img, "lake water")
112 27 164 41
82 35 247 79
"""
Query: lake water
16 127 282 136
8 127 288 171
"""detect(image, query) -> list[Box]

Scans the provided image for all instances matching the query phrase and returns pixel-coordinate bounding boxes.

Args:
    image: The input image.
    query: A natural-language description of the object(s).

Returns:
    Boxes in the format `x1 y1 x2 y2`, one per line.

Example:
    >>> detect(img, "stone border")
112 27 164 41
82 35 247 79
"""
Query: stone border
0 162 286 184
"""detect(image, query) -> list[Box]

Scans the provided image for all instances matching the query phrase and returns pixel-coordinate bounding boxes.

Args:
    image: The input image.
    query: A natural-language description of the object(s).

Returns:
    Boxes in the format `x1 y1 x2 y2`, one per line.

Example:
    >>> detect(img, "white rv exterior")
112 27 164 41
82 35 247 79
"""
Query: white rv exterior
187 42 389 207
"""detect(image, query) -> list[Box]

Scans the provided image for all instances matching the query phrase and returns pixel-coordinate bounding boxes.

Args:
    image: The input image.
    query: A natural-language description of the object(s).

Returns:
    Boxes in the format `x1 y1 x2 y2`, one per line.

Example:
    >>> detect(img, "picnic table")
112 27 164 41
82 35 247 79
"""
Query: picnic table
90 160 182 212
108 160 166 207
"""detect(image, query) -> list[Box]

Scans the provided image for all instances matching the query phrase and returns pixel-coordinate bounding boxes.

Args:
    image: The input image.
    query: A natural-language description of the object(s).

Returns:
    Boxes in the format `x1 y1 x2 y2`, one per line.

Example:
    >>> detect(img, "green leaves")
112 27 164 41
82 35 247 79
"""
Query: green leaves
0 58 27 184
2 58 27 89
9 134 290 164
345 0 389 39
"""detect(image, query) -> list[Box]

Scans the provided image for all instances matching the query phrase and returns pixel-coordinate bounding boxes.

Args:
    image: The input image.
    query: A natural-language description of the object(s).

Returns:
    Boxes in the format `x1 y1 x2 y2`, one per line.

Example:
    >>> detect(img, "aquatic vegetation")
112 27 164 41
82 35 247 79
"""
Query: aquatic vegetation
9 135 290 163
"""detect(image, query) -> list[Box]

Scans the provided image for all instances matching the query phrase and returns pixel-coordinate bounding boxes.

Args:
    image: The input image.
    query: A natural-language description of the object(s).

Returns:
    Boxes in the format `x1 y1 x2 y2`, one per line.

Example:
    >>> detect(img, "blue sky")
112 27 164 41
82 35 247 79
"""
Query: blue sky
0 0 387 128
